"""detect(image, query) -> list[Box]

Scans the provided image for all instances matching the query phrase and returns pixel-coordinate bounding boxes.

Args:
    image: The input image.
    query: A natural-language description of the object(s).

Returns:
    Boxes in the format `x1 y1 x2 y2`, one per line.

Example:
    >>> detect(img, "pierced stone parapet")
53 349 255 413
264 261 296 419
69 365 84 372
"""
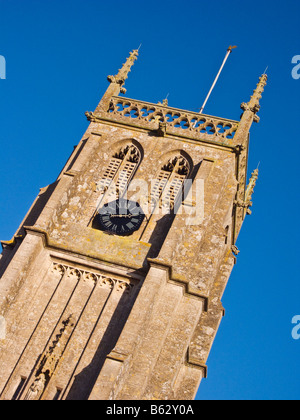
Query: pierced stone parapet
98 96 239 144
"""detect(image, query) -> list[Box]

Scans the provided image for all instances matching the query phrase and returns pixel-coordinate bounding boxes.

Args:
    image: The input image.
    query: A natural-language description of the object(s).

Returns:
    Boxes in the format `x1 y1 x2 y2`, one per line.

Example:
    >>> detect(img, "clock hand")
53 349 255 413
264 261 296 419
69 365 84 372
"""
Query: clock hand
110 214 135 218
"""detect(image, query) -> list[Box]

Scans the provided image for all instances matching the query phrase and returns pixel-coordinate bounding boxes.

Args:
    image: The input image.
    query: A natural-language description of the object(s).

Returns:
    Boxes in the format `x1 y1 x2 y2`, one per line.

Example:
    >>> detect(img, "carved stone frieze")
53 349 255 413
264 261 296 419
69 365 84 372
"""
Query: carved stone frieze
51 262 133 293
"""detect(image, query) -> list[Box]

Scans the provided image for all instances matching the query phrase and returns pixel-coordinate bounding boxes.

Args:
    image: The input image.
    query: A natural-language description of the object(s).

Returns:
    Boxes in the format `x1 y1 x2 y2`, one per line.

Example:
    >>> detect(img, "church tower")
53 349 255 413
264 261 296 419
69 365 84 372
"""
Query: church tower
0 50 266 400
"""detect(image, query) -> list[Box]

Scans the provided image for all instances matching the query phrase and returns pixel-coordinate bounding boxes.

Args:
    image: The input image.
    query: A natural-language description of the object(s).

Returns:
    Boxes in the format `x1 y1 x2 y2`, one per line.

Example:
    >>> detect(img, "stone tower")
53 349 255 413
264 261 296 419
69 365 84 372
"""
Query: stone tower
0 50 266 400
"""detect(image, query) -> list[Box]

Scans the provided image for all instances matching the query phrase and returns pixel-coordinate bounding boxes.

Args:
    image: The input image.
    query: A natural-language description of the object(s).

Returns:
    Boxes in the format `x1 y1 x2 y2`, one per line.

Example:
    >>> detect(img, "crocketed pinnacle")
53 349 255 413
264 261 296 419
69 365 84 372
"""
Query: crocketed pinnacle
96 49 139 112
240 73 268 122
107 49 139 86
245 168 259 205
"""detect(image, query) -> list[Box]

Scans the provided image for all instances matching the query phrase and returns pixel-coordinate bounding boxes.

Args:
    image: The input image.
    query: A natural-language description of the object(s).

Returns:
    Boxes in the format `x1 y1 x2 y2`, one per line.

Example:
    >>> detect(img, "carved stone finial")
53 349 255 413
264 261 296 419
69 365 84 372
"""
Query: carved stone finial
158 98 169 107
240 74 267 123
97 49 139 111
107 49 139 88
158 93 169 107
234 167 259 217
232 245 240 256
85 111 97 122
245 168 259 207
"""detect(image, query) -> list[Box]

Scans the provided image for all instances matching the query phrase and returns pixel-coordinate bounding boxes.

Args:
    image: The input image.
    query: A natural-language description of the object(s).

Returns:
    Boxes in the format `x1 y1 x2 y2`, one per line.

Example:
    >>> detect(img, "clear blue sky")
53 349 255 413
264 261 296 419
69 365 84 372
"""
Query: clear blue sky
0 0 299 400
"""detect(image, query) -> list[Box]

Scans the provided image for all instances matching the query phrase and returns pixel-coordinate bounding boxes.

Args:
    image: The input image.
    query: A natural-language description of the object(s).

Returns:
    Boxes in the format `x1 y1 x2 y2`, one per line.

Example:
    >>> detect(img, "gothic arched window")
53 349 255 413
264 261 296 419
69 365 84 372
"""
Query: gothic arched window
97 143 141 203
150 154 191 212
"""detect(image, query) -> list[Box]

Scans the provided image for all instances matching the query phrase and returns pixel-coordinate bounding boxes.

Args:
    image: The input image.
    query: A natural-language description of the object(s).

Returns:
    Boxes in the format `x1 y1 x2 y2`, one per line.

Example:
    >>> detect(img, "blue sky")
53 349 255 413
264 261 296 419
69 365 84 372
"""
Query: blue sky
0 0 299 400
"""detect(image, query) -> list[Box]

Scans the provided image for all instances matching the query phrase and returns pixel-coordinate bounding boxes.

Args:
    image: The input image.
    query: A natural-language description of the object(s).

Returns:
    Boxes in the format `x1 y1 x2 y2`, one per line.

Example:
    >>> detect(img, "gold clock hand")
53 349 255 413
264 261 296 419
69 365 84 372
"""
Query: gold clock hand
110 214 134 218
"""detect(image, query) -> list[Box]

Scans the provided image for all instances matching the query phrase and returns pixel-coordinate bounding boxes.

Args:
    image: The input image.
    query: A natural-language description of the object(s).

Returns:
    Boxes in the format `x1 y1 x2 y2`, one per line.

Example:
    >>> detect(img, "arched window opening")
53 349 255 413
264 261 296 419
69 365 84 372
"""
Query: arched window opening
151 155 191 212
97 143 141 202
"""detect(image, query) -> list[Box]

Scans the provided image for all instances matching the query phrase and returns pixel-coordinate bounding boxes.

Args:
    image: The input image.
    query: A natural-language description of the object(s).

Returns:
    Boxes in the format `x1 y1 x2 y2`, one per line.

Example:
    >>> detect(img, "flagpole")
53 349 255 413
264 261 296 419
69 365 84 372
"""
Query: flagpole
199 45 237 114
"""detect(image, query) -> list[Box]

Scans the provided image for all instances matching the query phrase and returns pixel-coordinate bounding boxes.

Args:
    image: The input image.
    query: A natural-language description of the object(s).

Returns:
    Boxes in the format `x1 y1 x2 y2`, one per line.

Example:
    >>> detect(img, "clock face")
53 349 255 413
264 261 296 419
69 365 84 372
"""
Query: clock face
96 199 145 236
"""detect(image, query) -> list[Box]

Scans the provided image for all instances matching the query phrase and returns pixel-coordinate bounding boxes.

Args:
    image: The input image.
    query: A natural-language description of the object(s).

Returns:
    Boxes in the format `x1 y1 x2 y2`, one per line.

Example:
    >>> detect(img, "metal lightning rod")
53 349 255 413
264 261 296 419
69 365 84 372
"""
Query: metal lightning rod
199 45 237 114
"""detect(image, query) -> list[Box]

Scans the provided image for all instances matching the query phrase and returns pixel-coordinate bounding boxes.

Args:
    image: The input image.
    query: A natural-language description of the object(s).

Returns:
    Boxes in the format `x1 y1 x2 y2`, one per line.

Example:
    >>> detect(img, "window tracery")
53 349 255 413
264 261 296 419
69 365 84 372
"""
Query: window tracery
97 143 141 202
151 154 191 212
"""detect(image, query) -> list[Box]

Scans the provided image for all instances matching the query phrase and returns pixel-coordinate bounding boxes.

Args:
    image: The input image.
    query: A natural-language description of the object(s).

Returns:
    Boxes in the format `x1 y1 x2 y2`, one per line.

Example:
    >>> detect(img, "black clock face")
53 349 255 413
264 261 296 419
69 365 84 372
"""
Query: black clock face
96 199 145 236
